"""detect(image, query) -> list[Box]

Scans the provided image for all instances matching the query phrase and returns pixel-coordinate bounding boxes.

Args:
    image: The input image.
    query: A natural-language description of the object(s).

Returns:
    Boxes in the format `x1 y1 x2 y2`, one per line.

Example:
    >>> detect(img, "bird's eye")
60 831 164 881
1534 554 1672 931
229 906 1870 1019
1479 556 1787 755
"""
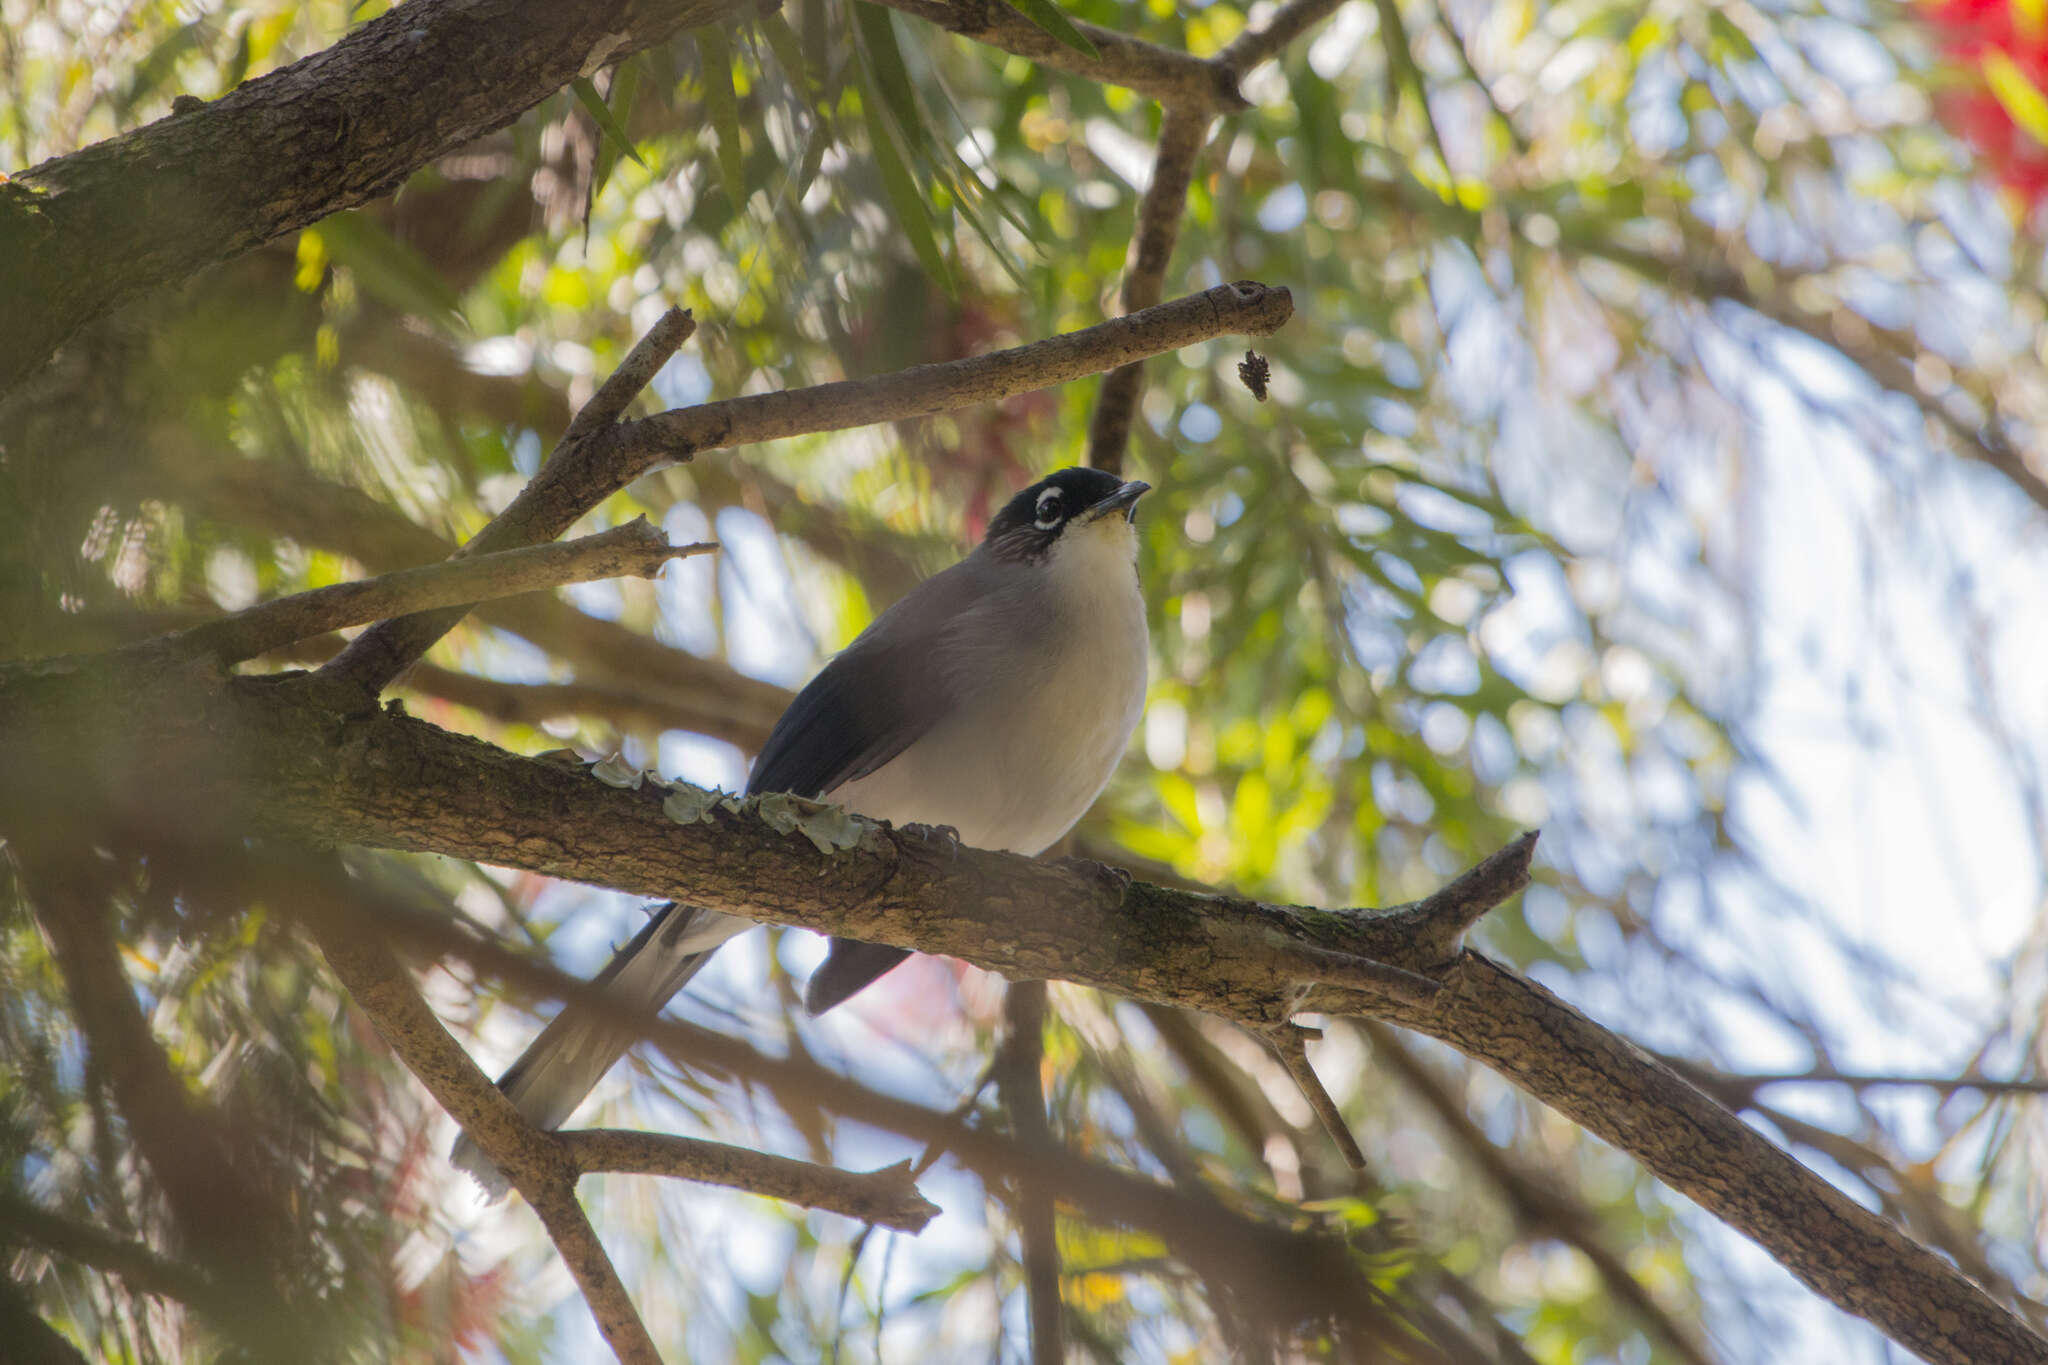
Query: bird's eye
1033 490 1064 529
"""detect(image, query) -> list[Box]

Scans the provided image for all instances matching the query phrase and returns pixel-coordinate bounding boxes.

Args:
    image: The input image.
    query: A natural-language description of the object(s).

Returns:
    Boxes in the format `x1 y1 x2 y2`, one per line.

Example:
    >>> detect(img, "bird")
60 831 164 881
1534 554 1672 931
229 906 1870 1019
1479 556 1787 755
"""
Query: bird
453 466 1152 1193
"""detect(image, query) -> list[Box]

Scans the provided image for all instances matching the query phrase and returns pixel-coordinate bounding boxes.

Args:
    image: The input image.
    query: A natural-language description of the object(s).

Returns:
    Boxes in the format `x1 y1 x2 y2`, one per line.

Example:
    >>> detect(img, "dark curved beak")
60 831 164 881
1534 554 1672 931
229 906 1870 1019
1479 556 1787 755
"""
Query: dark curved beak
1079 479 1151 524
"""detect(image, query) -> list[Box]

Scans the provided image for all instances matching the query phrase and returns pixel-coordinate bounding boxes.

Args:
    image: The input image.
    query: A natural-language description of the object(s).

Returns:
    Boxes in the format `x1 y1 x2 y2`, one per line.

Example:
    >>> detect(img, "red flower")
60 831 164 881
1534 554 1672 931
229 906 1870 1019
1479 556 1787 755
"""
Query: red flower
1925 0 2048 200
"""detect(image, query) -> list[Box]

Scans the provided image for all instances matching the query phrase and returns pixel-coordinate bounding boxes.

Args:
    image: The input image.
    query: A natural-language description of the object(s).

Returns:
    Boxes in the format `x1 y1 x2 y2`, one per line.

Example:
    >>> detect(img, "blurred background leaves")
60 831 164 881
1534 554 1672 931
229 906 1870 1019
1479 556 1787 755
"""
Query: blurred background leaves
6 0 2048 1361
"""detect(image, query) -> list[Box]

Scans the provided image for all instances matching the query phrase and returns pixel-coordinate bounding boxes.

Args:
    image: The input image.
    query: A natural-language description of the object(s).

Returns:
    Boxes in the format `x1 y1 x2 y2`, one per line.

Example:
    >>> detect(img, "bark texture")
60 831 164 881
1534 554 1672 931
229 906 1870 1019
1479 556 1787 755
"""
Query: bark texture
0 0 737 394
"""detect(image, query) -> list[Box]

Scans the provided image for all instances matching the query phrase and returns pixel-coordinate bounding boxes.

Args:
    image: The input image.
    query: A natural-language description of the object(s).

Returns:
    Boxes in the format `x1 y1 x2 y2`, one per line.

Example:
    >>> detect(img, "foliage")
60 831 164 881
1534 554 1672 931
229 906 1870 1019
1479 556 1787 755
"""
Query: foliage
5 0 2048 1361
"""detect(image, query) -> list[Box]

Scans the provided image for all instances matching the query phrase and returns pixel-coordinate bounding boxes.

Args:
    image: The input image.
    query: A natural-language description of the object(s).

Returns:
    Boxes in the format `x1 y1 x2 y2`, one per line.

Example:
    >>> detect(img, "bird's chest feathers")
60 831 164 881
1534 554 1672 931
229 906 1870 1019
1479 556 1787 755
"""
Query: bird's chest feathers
1008 523 1149 771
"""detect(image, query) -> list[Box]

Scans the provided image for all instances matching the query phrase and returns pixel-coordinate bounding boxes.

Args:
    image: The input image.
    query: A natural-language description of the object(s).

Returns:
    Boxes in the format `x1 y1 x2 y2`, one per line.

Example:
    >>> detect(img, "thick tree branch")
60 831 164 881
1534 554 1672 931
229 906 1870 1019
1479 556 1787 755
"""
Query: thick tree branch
559 1131 938 1232
8 647 2043 1364
312 925 663 1365
164 520 711 665
55 682 2037 1365
0 0 738 395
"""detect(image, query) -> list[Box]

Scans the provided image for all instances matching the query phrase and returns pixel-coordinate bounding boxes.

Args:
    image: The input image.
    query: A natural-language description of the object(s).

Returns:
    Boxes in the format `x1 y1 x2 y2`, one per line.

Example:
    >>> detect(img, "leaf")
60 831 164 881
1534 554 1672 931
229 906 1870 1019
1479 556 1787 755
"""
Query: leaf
1001 0 1101 59
309 211 463 326
851 2 926 154
859 83 953 292
758 11 818 102
572 73 647 173
696 26 749 210
582 62 644 206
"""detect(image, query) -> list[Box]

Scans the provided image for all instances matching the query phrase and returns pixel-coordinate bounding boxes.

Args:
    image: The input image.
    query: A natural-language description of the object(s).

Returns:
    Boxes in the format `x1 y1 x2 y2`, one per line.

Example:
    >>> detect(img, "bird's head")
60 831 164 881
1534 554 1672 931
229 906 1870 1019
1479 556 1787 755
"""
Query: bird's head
981 467 1151 567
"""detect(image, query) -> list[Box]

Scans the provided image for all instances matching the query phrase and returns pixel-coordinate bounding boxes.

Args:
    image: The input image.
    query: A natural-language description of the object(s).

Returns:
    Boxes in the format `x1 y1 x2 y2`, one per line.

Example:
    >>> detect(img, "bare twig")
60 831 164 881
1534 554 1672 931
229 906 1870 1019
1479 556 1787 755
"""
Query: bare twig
870 0 1248 111
167 520 711 665
318 307 702 699
285 876 1407 1352
997 981 1065 1365
1217 0 1350 74
312 926 663 1365
611 280 1294 466
1265 1024 1369 1171
560 1131 938 1232
319 282 1293 701
1354 830 1542 964
563 309 699 444
1087 104 1214 474
1366 1024 1719 1365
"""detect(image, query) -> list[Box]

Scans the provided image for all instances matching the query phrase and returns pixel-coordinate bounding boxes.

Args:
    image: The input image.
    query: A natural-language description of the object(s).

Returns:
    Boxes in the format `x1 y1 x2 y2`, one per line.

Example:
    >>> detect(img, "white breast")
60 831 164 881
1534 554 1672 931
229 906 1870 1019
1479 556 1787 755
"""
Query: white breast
828 517 1147 855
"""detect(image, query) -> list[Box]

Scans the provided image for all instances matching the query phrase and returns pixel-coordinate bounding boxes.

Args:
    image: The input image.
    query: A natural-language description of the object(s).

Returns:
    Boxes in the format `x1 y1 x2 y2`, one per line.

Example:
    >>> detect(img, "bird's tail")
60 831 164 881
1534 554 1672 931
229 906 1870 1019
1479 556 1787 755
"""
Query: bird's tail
450 902 751 1198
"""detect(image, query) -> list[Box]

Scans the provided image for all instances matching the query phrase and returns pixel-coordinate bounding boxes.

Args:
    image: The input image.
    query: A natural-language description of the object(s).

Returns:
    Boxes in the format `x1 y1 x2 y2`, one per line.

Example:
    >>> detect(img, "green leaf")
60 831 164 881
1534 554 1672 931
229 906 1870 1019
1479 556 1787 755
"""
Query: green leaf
571 74 647 172
859 83 953 292
310 211 463 327
696 26 748 210
1000 0 1100 59
584 61 643 205
758 11 818 103
851 2 926 154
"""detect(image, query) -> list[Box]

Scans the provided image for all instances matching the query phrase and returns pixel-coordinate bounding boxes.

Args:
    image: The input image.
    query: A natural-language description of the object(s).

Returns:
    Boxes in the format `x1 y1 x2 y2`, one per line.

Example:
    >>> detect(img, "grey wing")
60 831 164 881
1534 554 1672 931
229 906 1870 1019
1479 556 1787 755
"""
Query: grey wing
747 556 991 1012
746 557 986 799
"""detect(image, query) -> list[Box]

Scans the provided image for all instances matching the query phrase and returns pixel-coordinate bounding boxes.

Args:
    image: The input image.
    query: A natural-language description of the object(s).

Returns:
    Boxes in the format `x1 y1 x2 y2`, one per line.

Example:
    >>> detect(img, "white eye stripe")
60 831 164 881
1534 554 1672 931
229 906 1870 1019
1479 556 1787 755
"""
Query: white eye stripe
1034 490 1063 528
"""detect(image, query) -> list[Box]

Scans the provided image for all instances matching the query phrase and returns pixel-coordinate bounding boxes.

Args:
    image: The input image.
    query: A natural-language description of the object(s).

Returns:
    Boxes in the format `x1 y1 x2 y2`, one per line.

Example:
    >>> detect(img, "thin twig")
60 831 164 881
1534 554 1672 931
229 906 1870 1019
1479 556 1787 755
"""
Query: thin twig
611 280 1294 466
1087 104 1214 474
1265 1024 1369 1171
560 1131 939 1232
563 308 698 445
997 981 1064 1365
1217 0 1350 74
871 0 1247 111
312 926 664 1365
1366 1023 1719 1365
0 1190 230 1319
168 520 711 665
317 306 701 700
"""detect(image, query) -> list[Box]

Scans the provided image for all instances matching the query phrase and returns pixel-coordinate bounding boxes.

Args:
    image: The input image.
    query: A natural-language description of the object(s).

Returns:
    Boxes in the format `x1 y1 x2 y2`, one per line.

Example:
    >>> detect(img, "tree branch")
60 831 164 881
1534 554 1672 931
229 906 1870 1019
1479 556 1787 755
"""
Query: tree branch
0 0 740 394
320 283 1292 700
1217 0 1351 74
1364 1024 1719 1365
0 1190 229 1320
1263 1024 1369 1171
869 0 1249 111
559 1131 938 1233
996 981 1064 1365
9 651 2044 1364
1087 104 1212 474
312 924 663 1365
165 520 711 665
317 306 702 699
286 871 1412 1353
